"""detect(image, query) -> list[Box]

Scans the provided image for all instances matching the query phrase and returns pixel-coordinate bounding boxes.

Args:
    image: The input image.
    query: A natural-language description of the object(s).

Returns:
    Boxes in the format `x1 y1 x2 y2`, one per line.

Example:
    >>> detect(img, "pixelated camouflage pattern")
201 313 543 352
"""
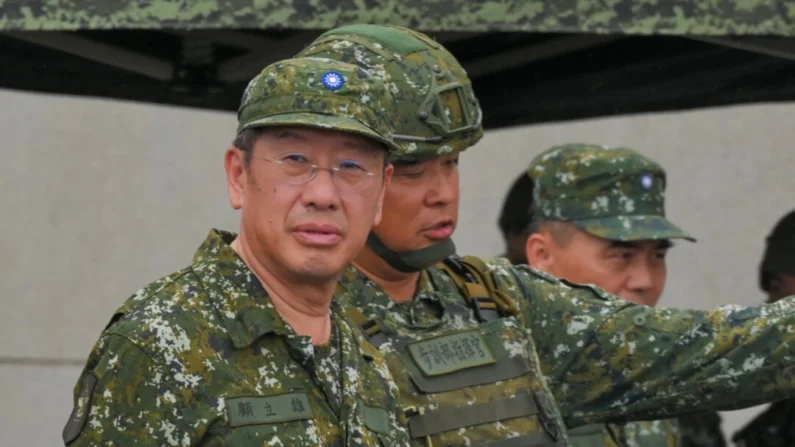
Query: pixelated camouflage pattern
619 419 681 446
567 423 620 446
340 254 795 445
296 24 483 161
528 143 694 242
337 264 569 446
569 420 681 447
732 398 795 446
678 412 727 447
238 56 400 152
500 258 795 425
65 229 409 447
1 0 793 35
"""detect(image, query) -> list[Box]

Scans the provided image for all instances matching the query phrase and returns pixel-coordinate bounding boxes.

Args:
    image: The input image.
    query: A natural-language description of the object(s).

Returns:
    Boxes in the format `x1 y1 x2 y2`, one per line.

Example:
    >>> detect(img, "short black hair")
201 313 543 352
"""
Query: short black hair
232 128 265 168
498 172 534 238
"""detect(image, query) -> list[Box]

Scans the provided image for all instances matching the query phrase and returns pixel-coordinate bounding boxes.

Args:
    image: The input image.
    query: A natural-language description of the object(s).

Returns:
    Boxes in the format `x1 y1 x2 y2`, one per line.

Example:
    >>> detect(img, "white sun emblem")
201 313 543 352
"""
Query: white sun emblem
322 71 344 90
640 173 654 190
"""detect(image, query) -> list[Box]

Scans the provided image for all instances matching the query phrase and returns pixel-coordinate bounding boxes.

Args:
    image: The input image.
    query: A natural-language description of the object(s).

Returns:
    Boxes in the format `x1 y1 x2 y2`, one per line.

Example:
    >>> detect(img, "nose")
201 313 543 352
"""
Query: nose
624 263 661 306
426 164 457 206
300 168 341 210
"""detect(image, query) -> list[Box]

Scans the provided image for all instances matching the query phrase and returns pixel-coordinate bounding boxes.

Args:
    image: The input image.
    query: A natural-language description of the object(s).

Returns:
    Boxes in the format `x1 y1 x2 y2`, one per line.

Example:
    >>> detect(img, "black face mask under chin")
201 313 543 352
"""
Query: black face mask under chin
365 231 456 273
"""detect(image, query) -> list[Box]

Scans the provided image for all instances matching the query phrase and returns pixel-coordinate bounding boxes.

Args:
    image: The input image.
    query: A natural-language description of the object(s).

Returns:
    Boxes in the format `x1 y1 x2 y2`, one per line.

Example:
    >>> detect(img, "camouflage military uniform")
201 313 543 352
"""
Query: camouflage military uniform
339 249 795 445
64 230 409 446
567 420 680 447
342 138 795 447
297 24 795 447
529 144 691 447
64 56 409 446
338 264 569 446
301 25 571 446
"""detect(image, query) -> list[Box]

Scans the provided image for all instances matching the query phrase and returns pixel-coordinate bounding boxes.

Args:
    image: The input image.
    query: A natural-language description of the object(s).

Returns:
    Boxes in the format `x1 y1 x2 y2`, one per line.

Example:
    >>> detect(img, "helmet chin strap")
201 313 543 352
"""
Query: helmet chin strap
366 231 456 273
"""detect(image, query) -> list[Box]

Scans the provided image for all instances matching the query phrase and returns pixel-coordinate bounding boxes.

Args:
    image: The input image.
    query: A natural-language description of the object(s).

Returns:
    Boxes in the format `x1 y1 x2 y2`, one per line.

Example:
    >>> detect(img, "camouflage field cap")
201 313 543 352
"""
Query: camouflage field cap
296 24 483 162
760 209 795 289
237 56 399 152
528 143 695 242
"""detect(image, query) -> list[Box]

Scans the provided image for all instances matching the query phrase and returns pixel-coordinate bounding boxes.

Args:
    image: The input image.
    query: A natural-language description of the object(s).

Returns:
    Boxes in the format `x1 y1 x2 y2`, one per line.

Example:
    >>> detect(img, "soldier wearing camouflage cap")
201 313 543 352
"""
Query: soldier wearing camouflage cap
732 209 795 447
63 57 410 446
299 24 795 447
524 144 727 446
526 143 694 307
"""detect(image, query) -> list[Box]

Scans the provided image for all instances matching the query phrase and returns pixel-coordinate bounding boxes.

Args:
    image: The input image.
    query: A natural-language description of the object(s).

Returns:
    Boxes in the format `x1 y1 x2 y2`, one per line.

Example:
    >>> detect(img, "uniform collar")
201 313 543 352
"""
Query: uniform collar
191 229 291 349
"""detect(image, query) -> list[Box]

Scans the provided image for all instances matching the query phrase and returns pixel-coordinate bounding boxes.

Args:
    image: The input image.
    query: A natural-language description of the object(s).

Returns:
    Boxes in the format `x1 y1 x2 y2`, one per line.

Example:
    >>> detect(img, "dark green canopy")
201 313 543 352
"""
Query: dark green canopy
1 0 793 34
1 0 794 128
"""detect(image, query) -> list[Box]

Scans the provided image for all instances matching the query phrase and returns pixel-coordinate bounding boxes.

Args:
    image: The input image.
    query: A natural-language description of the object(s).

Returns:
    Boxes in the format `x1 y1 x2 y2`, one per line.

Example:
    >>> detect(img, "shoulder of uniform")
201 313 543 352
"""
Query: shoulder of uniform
513 264 562 284
101 266 213 352
439 254 518 280
513 264 623 303
452 254 511 268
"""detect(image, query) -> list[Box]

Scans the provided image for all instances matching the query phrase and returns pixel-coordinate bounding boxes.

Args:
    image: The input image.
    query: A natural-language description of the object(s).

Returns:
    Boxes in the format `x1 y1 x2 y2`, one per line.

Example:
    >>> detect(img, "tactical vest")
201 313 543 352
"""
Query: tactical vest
343 255 567 446
439 257 681 447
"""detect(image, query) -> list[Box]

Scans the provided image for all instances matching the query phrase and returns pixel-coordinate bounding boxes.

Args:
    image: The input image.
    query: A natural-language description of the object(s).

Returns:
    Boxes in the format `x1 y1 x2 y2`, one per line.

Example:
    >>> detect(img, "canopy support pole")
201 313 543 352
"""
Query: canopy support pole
690 36 795 62
2 31 174 80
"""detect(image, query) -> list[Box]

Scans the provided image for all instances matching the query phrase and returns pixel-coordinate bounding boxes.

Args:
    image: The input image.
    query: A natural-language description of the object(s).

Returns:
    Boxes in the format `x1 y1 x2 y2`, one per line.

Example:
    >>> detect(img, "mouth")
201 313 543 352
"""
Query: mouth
292 223 342 247
422 220 455 240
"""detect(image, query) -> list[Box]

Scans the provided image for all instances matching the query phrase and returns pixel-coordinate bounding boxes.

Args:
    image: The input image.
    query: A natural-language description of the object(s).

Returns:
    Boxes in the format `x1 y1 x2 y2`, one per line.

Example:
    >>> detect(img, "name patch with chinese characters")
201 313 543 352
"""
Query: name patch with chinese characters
226 392 314 427
407 330 496 376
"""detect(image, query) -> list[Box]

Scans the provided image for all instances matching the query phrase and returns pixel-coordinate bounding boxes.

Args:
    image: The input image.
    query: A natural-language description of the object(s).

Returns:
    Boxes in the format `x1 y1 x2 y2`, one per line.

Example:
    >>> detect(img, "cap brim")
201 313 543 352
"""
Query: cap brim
573 215 696 242
239 112 399 152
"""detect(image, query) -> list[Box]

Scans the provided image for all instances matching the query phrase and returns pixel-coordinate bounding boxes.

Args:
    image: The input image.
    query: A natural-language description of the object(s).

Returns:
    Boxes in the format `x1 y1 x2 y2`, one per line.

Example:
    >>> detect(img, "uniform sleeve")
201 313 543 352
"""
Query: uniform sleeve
511 265 795 427
64 334 198 446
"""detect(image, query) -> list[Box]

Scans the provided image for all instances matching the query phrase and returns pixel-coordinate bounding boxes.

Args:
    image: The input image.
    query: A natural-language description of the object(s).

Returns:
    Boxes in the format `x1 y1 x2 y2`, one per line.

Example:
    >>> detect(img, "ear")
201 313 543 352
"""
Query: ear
224 147 247 210
769 276 783 295
372 164 393 226
525 232 554 271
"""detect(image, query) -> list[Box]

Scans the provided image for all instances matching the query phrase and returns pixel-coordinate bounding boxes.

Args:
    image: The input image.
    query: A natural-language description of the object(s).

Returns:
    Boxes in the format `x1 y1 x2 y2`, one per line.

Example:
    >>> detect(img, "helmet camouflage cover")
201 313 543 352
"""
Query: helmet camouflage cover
296 24 483 162
295 24 481 271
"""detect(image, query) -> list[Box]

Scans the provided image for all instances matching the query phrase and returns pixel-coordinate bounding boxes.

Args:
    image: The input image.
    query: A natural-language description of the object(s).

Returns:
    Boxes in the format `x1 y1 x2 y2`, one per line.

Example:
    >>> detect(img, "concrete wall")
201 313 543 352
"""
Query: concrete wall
2 88 793 445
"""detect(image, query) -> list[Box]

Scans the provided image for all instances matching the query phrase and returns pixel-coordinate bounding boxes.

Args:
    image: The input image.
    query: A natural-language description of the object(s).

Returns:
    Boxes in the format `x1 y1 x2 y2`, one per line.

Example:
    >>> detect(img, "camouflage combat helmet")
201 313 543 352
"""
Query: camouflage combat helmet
237 56 400 153
295 24 484 272
528 143 695 242
297 24 483 162
760 209 795 291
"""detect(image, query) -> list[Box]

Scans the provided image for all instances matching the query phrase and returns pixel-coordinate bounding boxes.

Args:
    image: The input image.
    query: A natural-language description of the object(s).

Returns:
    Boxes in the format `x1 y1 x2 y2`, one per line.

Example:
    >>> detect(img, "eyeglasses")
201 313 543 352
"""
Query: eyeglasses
254 154 380 191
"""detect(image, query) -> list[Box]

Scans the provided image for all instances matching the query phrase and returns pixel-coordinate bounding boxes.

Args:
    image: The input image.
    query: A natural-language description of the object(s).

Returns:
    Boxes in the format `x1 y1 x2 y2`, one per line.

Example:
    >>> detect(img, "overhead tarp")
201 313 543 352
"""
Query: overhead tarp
0 0 794 35
1 1 795 129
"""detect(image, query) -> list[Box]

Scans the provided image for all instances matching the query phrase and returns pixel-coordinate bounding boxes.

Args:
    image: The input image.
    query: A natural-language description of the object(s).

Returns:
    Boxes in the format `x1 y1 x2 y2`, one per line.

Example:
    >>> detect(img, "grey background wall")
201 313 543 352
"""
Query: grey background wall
2 87 793 445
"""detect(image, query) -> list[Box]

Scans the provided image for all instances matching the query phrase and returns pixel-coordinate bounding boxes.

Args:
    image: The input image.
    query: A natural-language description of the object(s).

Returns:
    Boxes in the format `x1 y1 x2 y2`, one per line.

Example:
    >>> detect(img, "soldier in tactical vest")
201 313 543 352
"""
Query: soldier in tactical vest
732 209 795 447
299 24 795 447
63 57 410 446
525 143 729 447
